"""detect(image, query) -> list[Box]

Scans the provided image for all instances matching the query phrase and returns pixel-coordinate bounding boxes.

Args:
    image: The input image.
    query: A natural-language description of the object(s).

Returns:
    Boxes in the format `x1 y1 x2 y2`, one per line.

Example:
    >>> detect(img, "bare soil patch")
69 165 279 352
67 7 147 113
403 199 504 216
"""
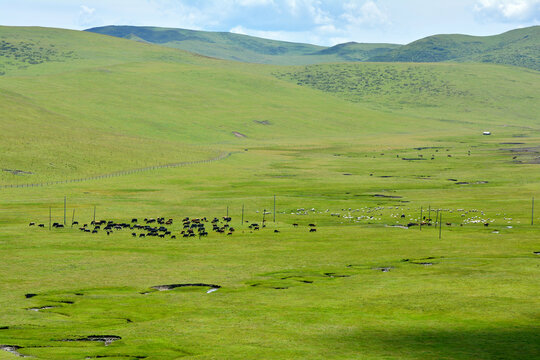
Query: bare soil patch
150 283 221 291
232 131 247 138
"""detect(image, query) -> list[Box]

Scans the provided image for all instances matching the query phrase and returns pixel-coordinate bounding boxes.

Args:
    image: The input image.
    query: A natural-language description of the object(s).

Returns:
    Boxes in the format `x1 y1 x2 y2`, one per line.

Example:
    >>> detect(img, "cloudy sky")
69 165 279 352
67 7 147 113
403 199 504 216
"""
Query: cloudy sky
1 0 539 45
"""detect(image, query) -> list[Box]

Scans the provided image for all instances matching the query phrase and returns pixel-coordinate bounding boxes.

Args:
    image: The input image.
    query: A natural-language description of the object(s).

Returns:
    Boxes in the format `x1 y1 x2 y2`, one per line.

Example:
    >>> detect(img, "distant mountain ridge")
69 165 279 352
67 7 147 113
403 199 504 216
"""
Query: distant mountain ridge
86 25 540 70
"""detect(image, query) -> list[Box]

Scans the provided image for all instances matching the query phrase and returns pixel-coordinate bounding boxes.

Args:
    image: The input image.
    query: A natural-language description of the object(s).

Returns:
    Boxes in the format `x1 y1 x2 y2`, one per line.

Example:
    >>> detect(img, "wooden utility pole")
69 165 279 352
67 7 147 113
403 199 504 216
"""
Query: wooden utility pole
71 209 75 228
273 195 276 223
439 213 443 240
532 197 535 226
241 204 244 225
420 206 423 231
64 196 66 226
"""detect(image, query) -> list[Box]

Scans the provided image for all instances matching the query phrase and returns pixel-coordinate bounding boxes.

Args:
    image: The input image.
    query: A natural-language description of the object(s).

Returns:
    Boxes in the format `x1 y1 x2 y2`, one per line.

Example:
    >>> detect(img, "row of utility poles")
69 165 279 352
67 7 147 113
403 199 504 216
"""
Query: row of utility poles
44 195 536 236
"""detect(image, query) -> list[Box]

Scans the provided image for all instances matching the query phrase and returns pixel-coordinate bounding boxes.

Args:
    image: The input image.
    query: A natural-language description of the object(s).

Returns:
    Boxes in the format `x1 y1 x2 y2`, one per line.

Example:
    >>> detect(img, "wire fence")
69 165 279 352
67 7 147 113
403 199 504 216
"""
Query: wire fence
0 152 232 190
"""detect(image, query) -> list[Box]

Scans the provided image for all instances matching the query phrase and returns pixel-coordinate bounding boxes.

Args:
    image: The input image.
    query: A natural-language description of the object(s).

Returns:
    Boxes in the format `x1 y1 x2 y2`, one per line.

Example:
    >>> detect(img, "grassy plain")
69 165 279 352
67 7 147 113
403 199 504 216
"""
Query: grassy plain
0 27 539 359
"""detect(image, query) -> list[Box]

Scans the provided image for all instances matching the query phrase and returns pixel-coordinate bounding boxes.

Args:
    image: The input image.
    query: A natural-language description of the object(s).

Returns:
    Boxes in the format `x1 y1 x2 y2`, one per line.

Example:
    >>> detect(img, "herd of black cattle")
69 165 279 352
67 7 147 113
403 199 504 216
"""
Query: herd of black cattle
29 217 317 238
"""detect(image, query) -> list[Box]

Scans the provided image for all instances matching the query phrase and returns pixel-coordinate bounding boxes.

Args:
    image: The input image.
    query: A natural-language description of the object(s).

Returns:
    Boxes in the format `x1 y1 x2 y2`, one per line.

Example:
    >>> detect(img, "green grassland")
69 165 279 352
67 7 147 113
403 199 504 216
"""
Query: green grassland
0 26 539 359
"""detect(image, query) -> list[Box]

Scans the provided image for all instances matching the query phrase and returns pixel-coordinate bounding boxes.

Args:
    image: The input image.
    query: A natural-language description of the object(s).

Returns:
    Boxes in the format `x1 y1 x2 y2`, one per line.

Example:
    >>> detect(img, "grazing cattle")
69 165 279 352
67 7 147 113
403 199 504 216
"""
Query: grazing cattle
131 218 138 223
274 230 280 233
139 234 146 238
484 223 489 227
29 222 36 226
309 228 317 232
401 214 406 218
92 230 98 234
308 224 316 227
171 235 176 239
72 221 79 226
38 224 45 228
132 233 137 237
292 223 298 227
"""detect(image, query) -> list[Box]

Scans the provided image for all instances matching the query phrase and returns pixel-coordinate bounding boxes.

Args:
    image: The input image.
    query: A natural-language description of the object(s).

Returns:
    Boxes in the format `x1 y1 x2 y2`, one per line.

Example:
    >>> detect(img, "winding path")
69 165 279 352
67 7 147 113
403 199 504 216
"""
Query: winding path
0 151 232 189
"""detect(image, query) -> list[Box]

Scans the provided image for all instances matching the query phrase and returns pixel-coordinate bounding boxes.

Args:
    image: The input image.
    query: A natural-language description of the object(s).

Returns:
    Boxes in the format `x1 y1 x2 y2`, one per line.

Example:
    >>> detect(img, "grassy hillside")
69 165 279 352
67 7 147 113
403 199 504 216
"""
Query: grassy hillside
370 26 540 71
312 42 400 61
0 26 413 185
87 25 539 70
85 26 401 65
86 25 336 65
0 26 539 360
273 62 540 126
0 26 210 76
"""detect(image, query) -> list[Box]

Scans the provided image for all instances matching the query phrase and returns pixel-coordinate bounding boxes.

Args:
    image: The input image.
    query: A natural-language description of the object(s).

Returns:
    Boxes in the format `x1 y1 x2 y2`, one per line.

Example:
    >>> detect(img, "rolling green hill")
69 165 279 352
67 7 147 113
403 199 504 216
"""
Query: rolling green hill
85 25 333 65
86 25 539 70
273 62 540 124
85 25 402 65
311 42 401 61
0 26 410 184
1 26 539 185
370 26 540 71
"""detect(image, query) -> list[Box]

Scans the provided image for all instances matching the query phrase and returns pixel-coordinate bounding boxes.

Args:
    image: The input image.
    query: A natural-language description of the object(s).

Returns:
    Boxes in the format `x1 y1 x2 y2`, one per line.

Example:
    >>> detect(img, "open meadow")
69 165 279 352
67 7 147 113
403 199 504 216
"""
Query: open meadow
0 27 539 359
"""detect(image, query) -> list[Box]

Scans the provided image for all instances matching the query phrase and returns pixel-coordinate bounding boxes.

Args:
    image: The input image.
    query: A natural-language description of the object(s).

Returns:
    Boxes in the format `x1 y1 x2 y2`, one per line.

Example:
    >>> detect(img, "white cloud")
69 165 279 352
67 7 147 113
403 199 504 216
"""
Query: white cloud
475 0 540 21
342 0 389 27
78 4 101 27
235 0 275 6
230 24 334 44
81 5 95 15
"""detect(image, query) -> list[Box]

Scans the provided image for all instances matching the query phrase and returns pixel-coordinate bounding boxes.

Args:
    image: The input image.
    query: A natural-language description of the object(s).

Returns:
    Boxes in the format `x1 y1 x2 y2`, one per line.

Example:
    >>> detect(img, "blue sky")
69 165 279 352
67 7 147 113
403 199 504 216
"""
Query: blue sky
0 0 539 45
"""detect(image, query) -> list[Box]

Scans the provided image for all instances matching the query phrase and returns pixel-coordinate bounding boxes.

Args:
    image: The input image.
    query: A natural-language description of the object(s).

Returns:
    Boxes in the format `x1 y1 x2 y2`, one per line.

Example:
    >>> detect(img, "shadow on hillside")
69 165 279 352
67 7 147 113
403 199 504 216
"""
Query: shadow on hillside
325 325 540 359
